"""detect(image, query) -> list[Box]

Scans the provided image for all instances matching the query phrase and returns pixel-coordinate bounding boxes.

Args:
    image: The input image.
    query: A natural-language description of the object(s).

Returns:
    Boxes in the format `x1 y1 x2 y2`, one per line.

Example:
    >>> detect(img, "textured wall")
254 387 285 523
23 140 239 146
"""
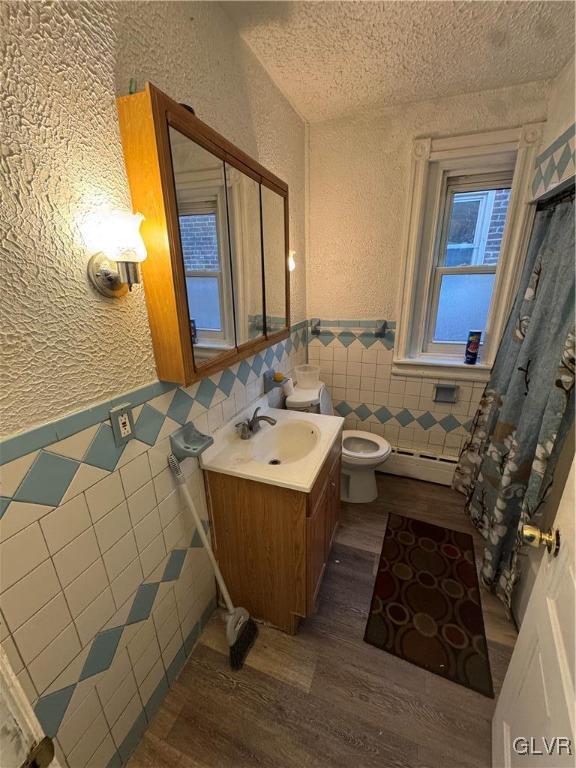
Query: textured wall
542 55 575 147
1 1 306 437
307 80 549 320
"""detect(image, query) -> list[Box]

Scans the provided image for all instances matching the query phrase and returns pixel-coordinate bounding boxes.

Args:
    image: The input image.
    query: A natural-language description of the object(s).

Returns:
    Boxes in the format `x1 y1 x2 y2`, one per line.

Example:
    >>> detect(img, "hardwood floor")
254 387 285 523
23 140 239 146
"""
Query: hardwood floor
128 475 516 768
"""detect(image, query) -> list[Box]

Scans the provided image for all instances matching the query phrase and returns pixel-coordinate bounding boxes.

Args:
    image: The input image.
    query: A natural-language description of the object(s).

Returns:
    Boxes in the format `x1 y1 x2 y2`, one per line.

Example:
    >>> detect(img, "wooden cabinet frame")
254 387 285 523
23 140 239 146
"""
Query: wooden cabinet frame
116 82 290 385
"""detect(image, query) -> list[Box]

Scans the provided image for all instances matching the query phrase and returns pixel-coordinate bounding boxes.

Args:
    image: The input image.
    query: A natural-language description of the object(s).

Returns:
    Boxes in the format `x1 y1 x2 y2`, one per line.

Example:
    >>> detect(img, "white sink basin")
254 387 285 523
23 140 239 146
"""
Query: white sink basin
199 400 344 492
252 420 319 465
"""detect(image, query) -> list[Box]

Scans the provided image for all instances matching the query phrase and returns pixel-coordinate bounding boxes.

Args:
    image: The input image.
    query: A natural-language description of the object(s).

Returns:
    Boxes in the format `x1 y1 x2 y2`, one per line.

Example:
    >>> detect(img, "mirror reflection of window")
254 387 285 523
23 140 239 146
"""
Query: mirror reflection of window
168 127 236 364
225 163 264 346
261 185 287 333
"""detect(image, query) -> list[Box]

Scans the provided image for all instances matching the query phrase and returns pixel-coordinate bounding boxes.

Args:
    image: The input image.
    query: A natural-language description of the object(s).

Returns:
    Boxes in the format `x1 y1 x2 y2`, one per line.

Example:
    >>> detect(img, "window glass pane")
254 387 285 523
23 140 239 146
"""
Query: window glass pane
179 213 220 272
442 188 511 267
186 276 222 331
433 273 495 343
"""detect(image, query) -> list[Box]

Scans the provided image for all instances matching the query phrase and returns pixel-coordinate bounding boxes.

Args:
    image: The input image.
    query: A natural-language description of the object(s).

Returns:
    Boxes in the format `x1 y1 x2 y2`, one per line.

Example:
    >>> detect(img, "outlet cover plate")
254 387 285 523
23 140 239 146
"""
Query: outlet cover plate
109 403 135 447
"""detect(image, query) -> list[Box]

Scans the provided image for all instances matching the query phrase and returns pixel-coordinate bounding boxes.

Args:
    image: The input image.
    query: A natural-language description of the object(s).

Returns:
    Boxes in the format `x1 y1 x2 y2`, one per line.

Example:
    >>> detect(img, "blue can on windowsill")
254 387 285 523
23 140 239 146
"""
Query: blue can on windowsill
465 331 482 365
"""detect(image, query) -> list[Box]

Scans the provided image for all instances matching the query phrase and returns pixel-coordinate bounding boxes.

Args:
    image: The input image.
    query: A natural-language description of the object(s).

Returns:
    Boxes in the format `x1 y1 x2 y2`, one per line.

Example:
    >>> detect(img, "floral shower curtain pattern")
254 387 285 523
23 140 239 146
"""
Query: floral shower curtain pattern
453 194 575 610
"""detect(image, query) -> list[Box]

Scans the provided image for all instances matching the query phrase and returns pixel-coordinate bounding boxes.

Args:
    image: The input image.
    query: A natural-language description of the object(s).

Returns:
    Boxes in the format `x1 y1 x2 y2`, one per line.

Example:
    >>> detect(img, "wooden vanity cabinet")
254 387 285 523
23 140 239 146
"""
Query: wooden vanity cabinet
204 436 341 634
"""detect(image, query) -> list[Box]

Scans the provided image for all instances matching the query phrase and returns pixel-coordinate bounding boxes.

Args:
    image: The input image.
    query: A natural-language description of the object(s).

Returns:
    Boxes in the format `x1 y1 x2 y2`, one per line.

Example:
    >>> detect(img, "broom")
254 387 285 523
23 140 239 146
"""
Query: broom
168 454 258 670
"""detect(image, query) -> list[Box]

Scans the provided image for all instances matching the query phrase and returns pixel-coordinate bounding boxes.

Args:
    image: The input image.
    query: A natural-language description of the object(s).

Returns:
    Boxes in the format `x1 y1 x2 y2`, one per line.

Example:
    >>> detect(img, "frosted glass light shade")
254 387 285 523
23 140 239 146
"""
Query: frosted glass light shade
100 211 147 263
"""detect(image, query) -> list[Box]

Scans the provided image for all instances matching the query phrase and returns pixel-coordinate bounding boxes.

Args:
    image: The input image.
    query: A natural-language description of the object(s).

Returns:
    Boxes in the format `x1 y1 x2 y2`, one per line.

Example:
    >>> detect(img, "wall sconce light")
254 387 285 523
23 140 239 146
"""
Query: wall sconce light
288 250 296 272
86 211 147 297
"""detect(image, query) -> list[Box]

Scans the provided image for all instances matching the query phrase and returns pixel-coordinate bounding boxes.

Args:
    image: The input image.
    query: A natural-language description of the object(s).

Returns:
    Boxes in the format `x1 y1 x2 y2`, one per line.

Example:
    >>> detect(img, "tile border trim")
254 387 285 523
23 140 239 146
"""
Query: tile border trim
1 321 309 466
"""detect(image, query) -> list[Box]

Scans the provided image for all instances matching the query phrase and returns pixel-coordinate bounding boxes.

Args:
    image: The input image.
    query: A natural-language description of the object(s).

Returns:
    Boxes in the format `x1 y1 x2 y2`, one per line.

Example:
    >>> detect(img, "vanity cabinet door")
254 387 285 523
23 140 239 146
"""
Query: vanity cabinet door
307 480 328 613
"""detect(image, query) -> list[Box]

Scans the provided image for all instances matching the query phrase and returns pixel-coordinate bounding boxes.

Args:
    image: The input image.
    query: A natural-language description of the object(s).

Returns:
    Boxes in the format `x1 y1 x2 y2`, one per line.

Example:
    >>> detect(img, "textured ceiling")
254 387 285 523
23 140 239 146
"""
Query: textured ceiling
222 1 575 122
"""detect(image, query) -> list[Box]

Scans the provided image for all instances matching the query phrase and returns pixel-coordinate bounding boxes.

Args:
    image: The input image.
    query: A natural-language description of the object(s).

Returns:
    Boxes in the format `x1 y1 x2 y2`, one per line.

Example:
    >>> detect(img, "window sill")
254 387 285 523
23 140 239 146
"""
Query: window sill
392 357 491 382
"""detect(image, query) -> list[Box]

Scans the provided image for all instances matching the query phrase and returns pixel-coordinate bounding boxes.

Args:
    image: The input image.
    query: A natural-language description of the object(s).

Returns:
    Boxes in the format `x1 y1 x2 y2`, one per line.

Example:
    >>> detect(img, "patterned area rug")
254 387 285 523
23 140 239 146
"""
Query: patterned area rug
364 513 494 698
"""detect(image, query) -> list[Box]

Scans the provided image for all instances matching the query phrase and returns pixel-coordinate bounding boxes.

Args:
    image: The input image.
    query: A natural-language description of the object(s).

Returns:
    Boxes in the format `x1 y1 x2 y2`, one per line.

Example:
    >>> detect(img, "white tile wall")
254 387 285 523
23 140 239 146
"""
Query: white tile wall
0 332 307 767
309 334 482 457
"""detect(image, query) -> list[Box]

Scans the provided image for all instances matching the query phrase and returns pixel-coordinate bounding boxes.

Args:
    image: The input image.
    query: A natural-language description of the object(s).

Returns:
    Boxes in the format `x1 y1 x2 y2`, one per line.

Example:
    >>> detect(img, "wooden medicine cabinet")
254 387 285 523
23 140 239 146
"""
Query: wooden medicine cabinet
116 82 290 385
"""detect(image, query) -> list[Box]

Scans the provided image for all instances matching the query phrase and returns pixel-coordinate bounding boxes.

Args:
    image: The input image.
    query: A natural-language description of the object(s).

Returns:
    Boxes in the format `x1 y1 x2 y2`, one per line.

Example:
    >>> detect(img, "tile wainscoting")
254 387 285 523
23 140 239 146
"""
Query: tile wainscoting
307 321 485 458
0 322 307 768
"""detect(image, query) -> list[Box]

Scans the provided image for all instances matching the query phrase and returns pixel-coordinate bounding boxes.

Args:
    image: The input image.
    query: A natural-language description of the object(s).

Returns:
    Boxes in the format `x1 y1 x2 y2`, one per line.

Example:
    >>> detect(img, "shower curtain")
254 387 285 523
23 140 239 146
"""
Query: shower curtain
453 191 575 610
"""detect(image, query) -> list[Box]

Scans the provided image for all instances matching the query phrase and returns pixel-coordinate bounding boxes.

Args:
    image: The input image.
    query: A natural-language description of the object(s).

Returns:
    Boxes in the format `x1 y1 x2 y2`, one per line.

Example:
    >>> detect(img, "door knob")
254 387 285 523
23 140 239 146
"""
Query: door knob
521 524 560 557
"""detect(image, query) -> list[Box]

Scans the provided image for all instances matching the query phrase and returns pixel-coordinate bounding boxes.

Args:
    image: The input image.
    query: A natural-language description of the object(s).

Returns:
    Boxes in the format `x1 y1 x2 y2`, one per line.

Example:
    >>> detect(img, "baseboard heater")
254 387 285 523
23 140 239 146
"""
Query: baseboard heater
377 447 458 486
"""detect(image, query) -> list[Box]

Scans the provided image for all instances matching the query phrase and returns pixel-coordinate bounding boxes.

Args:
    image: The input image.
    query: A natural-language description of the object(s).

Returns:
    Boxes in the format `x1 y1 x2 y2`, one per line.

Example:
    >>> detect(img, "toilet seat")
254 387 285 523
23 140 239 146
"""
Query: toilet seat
341 430 392 466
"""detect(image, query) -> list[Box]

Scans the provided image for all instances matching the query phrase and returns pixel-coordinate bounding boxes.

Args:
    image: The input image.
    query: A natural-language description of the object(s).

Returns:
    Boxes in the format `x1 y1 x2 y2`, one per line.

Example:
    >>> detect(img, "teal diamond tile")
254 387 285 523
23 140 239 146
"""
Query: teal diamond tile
190 528 203 547
293 333 300 350
318 331 335 346
83 424 124 471
274 343 284 361
439 414 460 432
337 331 356 347
264 348 275 367
354 404 371 421
284 338 293 354
335 402 352 417
166 646 187 686
555 143 573 177
417 412 437 430
374 406 393 423
183 620 201 655
34 684 76 737
80 626 124 680
134 405 165 446
0 497 11 519
144 674 169 722
126 582 159 625
237 361 251 385
163 549 186 581
106 750 123 768
463 419 474 432
395 409 415 427
195 379 217 409
358 332 377 349
118 710 147 764
167 389 193 425
543 157 557 187
252 355 264 375
383 330 395 350
218 369 235 397
14 451 79 506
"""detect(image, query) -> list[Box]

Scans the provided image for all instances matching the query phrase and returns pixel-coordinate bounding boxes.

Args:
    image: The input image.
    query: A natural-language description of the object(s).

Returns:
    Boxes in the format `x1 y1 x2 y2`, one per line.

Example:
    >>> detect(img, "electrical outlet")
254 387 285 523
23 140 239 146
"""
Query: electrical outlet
118 412 131 438
109 403 135 447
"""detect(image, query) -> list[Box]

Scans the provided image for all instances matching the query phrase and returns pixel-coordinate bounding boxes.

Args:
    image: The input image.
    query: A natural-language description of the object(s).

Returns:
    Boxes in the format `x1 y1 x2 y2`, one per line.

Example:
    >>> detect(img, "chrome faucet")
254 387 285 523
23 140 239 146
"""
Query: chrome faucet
235 407 277 440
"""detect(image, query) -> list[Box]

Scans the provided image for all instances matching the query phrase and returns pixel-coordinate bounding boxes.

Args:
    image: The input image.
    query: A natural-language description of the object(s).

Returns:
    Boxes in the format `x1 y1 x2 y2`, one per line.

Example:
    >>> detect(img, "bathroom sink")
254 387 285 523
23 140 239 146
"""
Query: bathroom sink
199 400 344 492
252 420 319 465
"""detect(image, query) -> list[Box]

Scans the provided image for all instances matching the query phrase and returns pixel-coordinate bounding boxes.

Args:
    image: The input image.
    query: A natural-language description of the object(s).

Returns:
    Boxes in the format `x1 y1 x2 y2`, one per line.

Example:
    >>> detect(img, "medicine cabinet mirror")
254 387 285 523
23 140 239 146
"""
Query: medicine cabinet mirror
116 82 290 384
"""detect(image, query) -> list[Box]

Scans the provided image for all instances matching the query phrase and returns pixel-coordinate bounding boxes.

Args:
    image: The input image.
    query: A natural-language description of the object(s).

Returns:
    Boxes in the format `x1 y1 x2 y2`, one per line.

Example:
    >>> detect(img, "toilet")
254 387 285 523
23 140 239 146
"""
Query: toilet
285 383 391 503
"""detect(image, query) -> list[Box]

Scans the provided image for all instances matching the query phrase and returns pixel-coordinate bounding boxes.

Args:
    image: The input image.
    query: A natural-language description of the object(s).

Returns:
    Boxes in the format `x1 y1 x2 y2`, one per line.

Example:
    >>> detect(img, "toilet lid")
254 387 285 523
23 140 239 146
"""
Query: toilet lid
342 430 391 458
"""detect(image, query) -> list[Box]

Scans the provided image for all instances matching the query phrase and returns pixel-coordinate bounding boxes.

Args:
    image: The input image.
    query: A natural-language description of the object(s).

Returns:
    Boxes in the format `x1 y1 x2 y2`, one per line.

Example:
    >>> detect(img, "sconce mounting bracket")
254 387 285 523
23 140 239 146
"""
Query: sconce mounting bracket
87 253 129 298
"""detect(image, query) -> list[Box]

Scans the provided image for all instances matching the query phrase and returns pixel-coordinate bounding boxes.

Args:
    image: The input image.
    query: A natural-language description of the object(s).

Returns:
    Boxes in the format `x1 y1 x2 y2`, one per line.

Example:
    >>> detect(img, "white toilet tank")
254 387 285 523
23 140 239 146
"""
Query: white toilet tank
285 383 334 415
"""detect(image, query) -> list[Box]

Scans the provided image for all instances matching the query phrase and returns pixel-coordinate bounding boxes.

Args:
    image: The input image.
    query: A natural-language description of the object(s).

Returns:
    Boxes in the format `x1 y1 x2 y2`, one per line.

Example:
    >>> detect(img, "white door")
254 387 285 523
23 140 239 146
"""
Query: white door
492 458 575 767
0 647 62 768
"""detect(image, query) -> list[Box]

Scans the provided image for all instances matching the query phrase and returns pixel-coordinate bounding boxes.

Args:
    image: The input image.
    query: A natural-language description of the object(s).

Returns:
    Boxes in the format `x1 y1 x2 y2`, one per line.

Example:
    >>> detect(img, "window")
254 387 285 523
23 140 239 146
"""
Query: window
394 125 543 380
426 178 512 353
178 197 234 348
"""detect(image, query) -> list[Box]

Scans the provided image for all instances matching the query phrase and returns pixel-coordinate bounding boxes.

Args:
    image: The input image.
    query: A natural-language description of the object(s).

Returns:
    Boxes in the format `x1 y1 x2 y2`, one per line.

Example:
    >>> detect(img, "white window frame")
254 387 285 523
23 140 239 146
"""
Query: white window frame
424 173 512 357
393 124 543 382
176 169 235 352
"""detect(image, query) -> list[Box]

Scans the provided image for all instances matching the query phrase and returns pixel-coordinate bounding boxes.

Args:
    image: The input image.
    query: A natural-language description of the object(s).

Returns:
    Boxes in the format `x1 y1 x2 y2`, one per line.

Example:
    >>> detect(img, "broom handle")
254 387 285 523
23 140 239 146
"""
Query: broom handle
179 481 235 614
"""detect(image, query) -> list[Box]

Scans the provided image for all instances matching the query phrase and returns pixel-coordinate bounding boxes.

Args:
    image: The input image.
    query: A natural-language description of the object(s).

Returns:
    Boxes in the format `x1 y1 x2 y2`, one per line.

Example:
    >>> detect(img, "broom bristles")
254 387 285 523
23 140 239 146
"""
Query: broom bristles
229 617 258 670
